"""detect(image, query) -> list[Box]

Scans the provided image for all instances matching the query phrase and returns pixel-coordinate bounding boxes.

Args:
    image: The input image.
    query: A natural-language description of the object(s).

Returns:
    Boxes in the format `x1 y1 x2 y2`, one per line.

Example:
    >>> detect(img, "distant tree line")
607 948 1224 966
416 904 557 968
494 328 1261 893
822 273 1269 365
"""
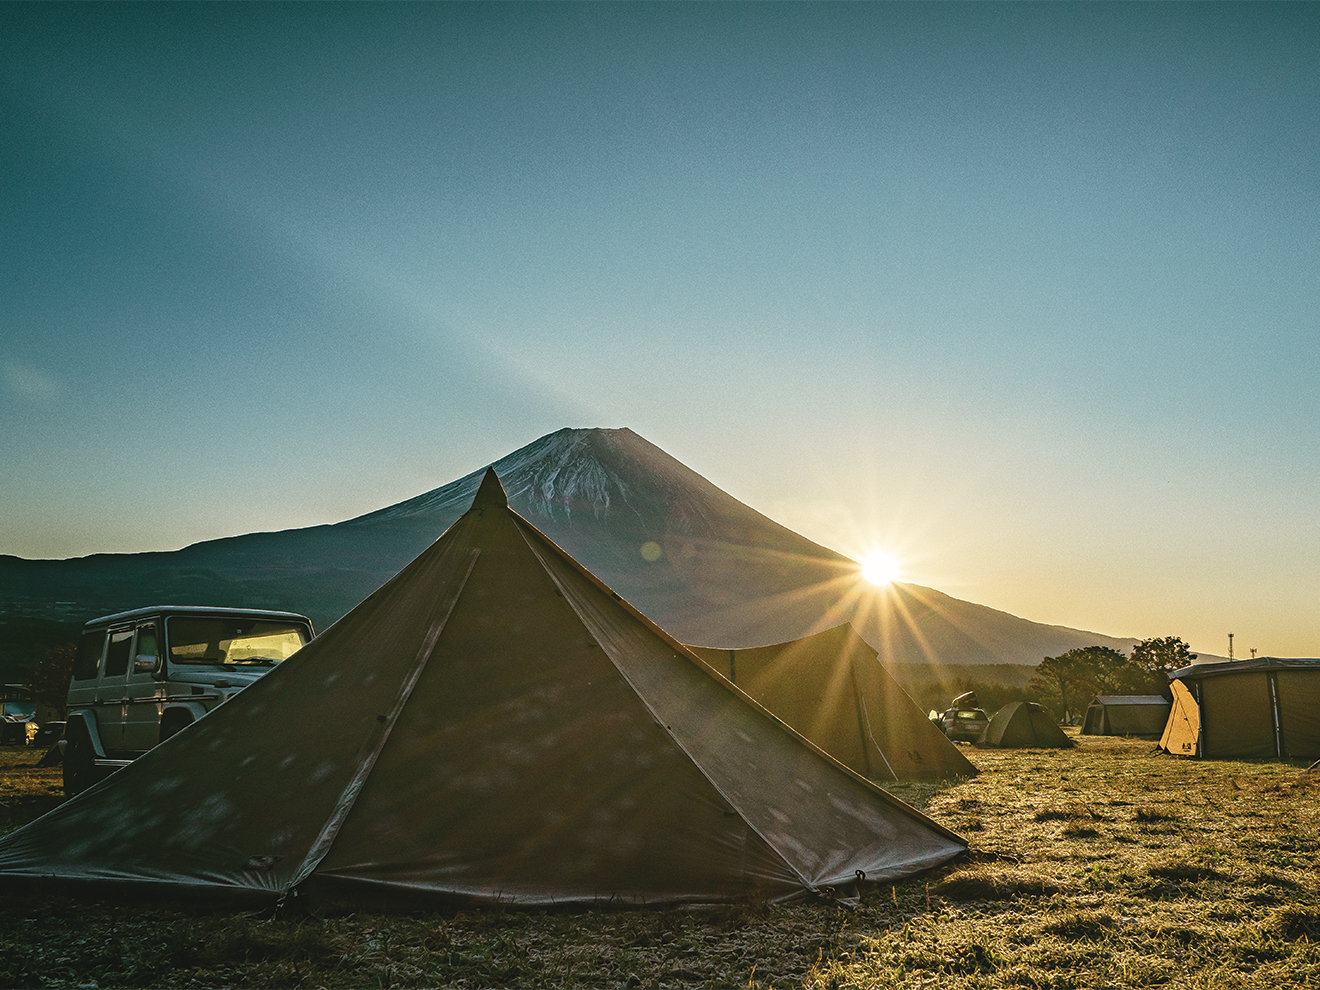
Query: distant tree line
0 618 79 684
25 643 75 719
886 663 1037 718
1026 637 1196 723
892 637 1197 725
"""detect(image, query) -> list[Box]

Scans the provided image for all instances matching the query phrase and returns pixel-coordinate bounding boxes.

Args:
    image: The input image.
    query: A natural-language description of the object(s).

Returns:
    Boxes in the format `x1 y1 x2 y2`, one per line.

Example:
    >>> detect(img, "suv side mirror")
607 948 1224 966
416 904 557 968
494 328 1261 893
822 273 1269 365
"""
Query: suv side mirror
134 655 160 674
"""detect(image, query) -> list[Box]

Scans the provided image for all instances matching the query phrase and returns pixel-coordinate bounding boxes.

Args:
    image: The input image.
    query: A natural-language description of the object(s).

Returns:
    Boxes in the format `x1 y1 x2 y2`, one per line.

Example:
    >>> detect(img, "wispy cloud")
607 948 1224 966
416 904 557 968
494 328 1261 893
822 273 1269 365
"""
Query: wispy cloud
4 359 61 403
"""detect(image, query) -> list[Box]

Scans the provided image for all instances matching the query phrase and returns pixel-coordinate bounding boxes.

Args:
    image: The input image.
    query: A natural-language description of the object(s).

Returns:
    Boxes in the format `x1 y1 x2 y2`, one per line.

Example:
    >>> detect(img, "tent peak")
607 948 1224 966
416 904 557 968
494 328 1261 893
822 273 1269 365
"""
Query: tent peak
473 467 508 509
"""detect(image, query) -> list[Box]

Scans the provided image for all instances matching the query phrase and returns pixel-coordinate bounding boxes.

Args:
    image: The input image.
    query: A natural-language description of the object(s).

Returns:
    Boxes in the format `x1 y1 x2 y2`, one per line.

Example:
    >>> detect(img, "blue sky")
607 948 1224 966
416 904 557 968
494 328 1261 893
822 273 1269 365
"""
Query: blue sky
3 2 1318 657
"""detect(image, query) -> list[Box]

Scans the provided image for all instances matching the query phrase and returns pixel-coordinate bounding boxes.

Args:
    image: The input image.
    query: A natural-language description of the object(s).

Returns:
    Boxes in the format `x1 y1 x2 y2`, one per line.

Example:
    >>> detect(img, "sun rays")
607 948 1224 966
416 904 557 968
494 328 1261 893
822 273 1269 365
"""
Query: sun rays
654 535 997 675
859 548 903 586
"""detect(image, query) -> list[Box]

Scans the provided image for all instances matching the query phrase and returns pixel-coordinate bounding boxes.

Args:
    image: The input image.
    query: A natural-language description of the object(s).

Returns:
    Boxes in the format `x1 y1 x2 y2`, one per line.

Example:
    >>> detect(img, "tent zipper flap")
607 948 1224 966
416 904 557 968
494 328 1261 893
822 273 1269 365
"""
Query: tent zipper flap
284 548 480 896
855 692 898 782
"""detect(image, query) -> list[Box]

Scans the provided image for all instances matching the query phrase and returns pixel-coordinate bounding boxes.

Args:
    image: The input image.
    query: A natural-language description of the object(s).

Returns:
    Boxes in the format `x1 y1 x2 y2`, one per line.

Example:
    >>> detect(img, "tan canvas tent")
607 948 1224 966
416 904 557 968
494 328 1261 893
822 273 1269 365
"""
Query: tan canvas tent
979 702 1071 749
0 470 965 908
688 625 976 781
1158 679 1201 756
1159 658 1320 759
1081 695 1171 736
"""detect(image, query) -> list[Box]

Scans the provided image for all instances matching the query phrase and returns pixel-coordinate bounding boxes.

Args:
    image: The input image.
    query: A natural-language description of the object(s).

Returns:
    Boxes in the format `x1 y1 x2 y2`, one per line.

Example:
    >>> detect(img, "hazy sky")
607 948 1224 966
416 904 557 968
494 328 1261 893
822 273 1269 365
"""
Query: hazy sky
3 3 1318 657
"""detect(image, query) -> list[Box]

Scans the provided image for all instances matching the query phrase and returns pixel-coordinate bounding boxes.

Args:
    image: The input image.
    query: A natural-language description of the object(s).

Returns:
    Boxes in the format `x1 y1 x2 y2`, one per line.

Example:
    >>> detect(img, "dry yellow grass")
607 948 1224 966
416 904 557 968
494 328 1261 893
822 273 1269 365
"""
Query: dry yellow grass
811 733 1320 990
0 732 1317 988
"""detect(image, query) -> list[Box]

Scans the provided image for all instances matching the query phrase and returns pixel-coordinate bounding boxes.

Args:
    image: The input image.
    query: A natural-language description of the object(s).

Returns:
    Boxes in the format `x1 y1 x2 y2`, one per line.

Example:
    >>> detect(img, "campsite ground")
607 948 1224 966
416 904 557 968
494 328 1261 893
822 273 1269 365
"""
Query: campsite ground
0 733 1318 989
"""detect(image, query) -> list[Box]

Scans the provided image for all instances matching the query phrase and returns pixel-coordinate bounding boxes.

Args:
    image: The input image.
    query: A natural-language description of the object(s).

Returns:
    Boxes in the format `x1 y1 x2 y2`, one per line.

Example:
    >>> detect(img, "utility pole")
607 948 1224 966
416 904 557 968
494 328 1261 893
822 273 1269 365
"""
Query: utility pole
1228 632 1234 660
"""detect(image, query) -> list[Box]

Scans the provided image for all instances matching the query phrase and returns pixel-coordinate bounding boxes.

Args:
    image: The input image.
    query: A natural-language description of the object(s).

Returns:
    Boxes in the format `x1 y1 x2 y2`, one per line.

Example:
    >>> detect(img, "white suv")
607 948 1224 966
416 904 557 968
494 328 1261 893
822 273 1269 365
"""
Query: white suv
63 605 313 795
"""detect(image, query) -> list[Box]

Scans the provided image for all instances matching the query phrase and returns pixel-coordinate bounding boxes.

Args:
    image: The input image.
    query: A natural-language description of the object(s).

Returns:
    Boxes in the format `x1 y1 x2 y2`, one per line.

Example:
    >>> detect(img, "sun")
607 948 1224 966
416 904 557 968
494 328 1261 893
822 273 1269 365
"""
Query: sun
859 549 903 586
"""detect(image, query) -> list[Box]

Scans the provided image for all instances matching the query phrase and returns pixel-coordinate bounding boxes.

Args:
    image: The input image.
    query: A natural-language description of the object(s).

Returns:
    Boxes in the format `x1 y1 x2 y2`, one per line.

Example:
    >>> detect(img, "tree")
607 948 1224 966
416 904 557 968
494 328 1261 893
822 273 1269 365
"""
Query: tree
1028 646 1129 722
1121 636 1197 697
1080 646 1131 694
1029 654 1083 721
24 643 76 719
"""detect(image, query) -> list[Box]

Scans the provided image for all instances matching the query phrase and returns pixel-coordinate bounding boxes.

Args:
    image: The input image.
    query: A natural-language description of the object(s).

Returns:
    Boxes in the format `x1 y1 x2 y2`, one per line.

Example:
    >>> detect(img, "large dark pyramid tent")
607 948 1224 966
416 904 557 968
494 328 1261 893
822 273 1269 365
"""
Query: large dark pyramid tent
688 625 976 782
0 470 965 908
979 702 1072 749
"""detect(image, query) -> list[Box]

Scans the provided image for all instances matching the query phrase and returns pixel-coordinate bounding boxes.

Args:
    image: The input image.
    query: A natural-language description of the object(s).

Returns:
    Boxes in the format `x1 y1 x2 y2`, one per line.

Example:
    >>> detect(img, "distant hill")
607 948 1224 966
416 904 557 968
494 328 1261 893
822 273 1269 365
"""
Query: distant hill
0 427 1136 665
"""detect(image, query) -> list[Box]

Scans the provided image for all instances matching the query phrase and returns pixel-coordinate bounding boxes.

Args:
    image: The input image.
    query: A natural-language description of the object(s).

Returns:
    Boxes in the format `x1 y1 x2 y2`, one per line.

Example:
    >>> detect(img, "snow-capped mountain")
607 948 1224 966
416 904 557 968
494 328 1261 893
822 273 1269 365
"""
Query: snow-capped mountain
0 427 1135 663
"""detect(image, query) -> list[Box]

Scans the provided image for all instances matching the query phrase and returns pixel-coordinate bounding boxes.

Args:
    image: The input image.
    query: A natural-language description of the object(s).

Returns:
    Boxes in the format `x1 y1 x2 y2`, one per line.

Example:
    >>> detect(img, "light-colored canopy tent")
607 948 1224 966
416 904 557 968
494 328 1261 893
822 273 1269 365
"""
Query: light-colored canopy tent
1158 658 1320 759
0 470 965 909
1081 695 1171 736
1158 679 1201 756
979 702 1072 749
688 625 976 781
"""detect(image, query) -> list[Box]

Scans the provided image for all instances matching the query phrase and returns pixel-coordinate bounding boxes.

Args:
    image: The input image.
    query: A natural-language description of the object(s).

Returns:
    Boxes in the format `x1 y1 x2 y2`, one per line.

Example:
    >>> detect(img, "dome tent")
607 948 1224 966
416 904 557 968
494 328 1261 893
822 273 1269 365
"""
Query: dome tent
979 702 1072 749
0 469 965 909
688 625 977 781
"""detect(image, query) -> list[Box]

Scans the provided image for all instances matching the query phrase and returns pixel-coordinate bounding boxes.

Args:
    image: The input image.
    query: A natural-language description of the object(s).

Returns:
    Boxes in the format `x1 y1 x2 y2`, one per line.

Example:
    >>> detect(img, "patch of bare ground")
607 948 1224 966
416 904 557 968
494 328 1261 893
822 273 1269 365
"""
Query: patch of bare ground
0 733 1319 987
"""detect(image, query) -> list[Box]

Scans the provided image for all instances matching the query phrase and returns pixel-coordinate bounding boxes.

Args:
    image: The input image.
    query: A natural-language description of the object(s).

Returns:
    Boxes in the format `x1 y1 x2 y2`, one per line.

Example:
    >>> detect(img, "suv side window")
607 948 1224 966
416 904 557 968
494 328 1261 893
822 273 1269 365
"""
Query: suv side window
73 630 106 680
104 630 133 678
136 624 160 668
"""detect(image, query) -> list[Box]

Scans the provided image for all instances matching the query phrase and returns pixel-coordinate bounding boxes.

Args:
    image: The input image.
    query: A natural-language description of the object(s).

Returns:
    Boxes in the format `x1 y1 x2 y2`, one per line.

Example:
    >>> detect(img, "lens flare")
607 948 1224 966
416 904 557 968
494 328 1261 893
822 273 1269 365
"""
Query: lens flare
860 549 902 586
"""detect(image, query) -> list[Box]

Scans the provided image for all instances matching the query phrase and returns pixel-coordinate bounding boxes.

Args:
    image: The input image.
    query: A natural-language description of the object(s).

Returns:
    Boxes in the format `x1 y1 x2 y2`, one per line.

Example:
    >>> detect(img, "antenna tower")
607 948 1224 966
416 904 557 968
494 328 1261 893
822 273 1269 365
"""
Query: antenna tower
1228 632 1234 660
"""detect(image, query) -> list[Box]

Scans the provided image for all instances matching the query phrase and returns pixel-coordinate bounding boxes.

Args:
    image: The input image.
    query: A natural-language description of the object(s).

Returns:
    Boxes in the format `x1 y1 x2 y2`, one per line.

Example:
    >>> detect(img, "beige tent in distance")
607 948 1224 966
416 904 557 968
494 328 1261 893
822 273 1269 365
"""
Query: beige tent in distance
0 469 965 909
1159 658 1320 759
688 625 977 781
1158 679 1201 756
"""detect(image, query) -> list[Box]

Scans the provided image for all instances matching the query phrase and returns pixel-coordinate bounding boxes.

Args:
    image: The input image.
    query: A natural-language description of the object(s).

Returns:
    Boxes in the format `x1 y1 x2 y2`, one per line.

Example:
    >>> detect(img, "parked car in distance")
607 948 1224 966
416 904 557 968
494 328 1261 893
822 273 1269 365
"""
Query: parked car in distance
937 706 990 743
62 605 314 796
0 700 37 746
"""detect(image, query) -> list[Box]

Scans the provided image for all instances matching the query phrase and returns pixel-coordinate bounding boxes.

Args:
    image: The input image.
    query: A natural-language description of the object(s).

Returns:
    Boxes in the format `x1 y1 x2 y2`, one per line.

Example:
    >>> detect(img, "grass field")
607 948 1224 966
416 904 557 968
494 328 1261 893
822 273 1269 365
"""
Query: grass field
0 732 1317 989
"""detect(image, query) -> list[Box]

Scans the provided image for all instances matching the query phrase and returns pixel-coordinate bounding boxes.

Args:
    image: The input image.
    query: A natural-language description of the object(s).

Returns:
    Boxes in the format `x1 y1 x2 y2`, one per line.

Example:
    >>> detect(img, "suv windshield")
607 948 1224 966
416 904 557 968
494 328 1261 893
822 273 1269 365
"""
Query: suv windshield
167 617 309 666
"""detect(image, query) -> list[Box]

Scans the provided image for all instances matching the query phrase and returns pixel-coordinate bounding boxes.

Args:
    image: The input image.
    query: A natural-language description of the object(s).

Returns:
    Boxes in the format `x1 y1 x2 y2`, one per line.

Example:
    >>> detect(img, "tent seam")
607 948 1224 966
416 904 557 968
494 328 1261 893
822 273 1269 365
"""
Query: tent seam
854 693 898 782
284 548 481 896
